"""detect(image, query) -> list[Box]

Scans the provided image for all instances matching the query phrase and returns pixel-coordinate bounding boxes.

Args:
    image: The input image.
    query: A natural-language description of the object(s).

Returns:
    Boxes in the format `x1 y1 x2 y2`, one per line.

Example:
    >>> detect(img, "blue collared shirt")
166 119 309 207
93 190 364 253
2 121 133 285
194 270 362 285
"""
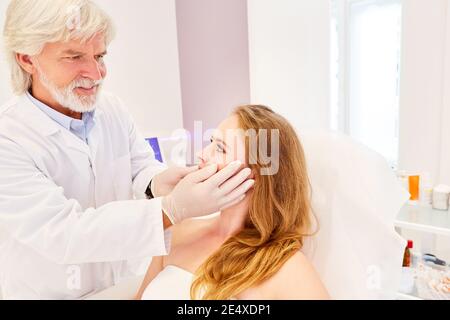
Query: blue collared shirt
26 91 95 144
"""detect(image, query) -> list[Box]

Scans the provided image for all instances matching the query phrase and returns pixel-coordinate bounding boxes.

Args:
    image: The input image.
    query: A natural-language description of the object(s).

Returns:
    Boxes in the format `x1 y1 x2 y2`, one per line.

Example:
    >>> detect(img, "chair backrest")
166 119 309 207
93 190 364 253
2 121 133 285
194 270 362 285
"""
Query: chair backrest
299 129 409 299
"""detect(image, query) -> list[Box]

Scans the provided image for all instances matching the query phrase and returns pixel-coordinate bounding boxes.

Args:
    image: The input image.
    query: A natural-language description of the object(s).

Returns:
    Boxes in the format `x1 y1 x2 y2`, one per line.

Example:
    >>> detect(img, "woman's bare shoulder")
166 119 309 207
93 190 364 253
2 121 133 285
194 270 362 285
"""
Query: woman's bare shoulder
257 251 330 300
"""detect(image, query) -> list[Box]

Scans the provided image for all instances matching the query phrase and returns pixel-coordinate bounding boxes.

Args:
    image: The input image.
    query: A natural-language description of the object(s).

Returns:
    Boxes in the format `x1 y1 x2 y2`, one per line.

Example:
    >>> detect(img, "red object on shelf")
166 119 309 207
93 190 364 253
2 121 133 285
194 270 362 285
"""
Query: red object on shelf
403 240 413 267
407 240 413 249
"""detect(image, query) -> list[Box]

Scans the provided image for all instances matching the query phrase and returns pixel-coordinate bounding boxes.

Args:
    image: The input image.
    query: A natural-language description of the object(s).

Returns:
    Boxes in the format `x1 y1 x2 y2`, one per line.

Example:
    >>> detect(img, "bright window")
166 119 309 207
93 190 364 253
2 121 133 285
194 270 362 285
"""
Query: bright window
331 0 402 168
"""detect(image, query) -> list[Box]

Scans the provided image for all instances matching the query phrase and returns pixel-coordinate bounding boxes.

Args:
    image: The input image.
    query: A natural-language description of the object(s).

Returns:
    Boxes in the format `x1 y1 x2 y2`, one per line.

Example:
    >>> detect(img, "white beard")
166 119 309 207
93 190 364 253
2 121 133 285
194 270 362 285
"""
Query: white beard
35 65 103 113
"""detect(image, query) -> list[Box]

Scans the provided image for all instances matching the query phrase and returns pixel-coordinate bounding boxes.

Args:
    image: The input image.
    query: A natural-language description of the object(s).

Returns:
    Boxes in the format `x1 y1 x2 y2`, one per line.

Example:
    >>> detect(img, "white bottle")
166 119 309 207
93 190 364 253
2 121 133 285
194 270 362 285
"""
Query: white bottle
420 172 433 206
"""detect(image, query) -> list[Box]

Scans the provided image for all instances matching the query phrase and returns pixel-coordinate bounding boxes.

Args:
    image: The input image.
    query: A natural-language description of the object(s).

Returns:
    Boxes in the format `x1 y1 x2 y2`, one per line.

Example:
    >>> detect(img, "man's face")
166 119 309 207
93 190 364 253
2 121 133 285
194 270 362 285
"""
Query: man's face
31 33 107 113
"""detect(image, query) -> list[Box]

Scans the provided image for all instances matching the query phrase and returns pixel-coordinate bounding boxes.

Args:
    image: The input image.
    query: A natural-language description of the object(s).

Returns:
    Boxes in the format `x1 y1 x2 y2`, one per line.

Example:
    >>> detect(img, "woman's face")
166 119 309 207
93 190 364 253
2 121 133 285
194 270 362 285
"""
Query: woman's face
197 115 247 171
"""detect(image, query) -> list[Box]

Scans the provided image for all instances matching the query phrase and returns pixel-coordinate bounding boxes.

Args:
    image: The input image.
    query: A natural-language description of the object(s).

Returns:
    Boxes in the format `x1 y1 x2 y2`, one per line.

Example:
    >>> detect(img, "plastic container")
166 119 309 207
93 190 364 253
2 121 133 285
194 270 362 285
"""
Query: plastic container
432 185 450 211
399 267 415 294
420 172 433 206
414 262 450 300
397 170 409 192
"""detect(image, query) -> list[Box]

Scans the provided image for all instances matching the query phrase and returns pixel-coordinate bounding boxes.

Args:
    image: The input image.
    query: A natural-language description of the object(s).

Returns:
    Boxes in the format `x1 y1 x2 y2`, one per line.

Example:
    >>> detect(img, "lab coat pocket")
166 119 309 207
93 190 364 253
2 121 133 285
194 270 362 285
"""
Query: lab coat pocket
112 153 133 200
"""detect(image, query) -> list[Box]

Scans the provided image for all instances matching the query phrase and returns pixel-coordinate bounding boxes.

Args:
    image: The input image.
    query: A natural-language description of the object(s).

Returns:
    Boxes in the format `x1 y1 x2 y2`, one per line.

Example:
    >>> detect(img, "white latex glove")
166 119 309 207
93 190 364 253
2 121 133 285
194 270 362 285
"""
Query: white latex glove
161 161 254 224
150 165 200 197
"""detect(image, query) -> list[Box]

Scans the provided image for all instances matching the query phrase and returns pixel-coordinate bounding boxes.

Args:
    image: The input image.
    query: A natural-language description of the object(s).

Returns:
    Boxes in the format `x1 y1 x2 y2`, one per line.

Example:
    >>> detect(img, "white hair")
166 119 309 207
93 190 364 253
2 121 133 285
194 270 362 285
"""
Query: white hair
2 0 115 95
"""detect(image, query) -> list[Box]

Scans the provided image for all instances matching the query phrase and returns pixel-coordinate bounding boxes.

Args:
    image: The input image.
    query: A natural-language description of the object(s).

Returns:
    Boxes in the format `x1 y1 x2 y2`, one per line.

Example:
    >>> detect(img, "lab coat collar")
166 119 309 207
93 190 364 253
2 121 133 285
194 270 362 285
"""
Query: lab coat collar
18 93 104 133
17 94 61 137
17 94 104 157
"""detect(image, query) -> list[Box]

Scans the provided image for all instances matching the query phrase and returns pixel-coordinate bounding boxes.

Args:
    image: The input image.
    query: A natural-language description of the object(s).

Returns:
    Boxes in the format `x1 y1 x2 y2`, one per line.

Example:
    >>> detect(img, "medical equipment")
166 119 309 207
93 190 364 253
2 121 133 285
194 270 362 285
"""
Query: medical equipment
423 253 447 268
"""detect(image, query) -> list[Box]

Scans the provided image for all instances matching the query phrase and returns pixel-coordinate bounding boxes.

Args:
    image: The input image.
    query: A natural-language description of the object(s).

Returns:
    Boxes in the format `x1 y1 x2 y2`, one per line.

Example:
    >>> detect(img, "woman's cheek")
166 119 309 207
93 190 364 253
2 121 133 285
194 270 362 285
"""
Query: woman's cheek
213 153 226 170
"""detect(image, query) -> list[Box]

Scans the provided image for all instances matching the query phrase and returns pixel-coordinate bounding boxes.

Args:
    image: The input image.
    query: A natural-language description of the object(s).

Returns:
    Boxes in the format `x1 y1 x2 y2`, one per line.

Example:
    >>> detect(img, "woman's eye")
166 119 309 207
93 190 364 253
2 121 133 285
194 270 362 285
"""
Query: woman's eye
210 138 225 153
216 144 225 153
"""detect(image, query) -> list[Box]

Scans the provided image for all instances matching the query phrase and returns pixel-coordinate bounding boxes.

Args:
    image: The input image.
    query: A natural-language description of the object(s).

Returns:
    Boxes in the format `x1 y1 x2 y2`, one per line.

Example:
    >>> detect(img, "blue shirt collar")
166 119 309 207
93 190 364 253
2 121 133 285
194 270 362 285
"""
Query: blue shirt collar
26 91 96 142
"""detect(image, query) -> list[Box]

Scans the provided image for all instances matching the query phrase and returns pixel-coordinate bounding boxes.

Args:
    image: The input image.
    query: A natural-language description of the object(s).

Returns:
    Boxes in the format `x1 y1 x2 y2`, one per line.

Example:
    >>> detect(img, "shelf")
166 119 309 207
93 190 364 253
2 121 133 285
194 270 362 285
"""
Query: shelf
396 292 423 300
395 203 450 236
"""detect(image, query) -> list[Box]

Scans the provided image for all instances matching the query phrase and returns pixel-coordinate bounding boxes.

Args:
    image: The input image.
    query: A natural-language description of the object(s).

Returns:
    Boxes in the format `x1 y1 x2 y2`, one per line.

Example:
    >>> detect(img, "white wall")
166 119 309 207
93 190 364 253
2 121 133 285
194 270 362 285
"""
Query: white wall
440 0 450 185
247 0 331 131
398 0 450 262
0 0 183 138
95 0 183 138
175 0 251 159
398 0 449 185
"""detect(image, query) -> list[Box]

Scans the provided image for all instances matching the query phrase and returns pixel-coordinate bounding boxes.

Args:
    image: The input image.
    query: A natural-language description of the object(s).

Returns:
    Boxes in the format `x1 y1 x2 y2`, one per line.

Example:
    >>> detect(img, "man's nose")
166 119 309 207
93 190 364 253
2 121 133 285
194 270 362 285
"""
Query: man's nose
81 58 105 81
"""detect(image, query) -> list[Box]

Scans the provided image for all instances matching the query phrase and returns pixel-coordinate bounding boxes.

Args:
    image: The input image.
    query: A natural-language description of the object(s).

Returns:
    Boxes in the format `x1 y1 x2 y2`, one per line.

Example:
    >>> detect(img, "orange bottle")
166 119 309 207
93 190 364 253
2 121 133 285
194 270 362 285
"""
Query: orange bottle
408 175 420 200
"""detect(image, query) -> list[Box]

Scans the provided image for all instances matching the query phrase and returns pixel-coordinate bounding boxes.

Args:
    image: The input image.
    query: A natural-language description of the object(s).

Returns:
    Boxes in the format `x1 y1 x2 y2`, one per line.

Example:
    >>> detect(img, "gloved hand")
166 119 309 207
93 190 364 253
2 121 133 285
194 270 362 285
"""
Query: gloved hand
161 160 254 224
150 165 200 197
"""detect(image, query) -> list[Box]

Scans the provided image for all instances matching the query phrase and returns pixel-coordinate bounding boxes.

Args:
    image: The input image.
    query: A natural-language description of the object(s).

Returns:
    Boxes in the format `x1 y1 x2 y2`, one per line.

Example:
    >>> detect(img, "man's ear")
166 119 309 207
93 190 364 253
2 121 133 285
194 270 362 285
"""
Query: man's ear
15 53 35 75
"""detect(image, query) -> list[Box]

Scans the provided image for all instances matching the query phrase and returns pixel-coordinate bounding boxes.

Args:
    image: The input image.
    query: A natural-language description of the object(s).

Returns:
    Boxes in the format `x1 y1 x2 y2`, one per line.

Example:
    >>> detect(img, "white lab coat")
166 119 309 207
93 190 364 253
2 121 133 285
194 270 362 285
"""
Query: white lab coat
0 92 169 299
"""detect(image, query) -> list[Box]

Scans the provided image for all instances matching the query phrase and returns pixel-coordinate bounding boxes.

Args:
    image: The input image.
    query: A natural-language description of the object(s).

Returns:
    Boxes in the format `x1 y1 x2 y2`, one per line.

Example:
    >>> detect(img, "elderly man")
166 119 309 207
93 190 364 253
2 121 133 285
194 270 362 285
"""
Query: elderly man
0 0 253 299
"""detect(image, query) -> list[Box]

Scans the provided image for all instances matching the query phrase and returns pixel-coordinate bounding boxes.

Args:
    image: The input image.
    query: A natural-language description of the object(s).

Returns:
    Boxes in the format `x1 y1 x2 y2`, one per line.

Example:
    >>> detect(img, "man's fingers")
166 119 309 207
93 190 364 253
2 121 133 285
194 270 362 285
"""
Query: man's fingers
219 179 254 208
219 195 246 211
205 161 243 187
177 165 199 178
218 167 252 195
186 164 218 183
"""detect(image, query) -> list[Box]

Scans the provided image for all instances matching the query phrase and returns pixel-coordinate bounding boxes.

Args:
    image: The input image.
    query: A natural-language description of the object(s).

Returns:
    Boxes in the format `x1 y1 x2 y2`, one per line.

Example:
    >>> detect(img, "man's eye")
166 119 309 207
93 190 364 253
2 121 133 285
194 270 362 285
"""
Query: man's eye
68 56 81 60
95 55 104 61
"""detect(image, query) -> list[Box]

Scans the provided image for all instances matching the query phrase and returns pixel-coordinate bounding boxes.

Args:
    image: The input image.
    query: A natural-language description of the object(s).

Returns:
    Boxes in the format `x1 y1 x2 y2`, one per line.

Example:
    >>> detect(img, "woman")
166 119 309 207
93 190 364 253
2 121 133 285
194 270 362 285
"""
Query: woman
136 105 329 300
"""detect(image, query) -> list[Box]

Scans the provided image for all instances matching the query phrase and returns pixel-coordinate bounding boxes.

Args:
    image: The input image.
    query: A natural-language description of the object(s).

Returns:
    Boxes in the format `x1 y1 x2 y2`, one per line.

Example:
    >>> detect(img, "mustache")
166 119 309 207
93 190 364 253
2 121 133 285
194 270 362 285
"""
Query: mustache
70 78 103 90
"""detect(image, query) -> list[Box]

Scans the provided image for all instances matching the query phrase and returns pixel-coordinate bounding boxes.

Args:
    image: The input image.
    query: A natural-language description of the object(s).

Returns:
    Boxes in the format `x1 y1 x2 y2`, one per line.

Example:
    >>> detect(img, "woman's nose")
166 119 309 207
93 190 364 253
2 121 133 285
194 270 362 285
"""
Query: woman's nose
196 145 213 168
196 149 206 168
